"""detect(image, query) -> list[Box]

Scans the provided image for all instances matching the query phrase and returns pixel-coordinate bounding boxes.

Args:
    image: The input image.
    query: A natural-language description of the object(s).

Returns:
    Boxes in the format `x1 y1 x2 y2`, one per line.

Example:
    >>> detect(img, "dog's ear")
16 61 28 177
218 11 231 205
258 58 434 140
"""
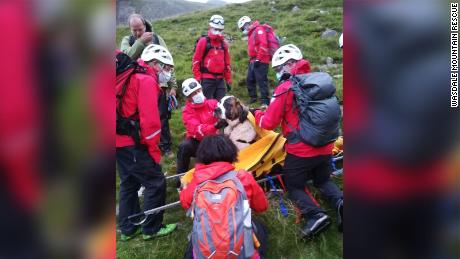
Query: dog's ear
228 98 239 120
238 105 249 123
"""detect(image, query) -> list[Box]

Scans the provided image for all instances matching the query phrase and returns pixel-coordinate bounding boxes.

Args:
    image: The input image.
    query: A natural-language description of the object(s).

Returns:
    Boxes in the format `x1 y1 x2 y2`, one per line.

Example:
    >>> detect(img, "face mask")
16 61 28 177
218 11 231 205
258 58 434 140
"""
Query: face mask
276 71 283 81
158 70 172 83
276 66 287 81
192 92 205 104
211 29 223 36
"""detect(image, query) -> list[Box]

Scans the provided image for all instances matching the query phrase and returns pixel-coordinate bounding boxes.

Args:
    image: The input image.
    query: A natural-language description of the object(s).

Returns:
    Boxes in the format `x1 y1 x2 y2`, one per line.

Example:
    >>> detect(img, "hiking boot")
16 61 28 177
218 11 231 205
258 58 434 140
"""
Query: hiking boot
249 97 258 104
120 228 141 241
143 223 177 240
337 199 343 232
300 212 331 239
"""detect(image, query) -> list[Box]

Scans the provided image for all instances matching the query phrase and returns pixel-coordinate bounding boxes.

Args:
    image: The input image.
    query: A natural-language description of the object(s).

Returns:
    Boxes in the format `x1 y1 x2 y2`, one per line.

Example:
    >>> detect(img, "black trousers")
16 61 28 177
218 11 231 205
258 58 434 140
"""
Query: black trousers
176 138 200 175
283 154 343 218
246 61 269 105
116 145 166 235
201 78 226 101
158 89 172 153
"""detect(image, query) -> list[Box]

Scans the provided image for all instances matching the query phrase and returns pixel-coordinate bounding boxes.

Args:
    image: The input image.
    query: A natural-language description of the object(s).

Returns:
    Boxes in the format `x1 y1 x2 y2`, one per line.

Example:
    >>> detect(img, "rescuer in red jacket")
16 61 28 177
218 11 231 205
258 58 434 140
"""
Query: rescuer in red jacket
175 78 229 181
238 16 272 105
116 45 176 241
254 44 343 239
180 134 269 258
192 15 232 101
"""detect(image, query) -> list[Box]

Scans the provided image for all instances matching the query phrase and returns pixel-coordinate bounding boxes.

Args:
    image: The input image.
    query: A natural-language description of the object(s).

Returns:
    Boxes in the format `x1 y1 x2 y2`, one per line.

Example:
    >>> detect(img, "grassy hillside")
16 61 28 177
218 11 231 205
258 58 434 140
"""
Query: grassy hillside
117 0 226 25
116 0 343 258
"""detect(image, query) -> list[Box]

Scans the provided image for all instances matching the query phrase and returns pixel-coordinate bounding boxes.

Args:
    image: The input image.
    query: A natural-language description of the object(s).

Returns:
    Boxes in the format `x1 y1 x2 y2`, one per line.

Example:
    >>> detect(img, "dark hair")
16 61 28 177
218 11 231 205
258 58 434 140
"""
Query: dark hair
196 134 238 165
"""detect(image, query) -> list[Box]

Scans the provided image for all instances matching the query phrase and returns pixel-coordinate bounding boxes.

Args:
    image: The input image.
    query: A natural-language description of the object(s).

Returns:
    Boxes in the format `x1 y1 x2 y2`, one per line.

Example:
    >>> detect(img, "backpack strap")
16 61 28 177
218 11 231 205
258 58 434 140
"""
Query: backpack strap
284 76 308 144
152 33 160 45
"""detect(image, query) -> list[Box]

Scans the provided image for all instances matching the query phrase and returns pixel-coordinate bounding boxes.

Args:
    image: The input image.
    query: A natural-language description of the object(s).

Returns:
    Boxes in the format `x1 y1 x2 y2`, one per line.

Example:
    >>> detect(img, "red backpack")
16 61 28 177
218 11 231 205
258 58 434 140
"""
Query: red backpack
189 171 255 259
254 24 281 58
115 51 146 145
193 35 227 76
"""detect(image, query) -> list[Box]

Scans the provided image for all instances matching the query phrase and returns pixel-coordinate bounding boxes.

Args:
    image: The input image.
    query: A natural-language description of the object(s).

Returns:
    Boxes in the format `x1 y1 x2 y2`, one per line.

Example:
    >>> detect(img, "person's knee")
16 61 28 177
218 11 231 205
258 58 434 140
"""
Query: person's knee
143 175 166 193
120 180 141 194
179 140 195 154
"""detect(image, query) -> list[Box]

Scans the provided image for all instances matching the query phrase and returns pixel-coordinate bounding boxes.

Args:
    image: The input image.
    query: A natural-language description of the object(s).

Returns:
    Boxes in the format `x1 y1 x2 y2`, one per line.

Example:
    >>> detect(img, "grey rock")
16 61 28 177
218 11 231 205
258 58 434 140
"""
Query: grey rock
319 10 329 15
292 5 300 12
321 28 338 39
271 6 278 13
326 57 334 66
269 1 276 5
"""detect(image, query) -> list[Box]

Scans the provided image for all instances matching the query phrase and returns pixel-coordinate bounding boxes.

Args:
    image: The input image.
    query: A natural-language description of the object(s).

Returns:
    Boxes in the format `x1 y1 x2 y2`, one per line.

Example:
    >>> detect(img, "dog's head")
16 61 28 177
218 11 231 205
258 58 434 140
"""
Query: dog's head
214 96 249 123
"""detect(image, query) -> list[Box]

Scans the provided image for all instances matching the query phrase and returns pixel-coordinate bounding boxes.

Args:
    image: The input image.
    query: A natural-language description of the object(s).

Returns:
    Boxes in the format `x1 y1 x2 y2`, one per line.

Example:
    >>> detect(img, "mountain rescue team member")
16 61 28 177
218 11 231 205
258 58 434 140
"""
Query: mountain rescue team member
253 44 343 239
238 16 271 106
175 78 228 183
120 13 177 156
180 134 269 259
192 15 232 101
116 46 177 242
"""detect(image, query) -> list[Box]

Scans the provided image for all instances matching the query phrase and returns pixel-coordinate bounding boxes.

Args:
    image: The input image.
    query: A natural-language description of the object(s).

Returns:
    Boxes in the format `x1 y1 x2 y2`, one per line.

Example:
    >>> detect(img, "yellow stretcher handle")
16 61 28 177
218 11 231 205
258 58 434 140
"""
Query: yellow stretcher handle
252 233 260 248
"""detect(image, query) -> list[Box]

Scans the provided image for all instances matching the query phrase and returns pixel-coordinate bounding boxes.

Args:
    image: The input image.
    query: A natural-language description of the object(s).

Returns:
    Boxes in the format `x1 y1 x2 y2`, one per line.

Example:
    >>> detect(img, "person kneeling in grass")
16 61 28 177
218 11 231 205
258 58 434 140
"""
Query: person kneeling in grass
180 134 269 259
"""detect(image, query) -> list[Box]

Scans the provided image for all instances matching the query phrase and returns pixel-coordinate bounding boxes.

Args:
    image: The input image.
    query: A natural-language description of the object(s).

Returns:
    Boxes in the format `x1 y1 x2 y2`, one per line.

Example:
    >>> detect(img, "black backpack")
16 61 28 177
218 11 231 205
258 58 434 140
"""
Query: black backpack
193 35 227 75
115 51 146 146
286 72 341 147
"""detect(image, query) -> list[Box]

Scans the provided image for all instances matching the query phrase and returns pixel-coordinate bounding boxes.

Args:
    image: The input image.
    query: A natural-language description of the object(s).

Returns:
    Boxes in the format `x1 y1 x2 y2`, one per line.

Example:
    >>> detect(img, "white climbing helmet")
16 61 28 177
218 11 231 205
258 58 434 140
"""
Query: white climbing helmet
209 14 225 30
237 16 251 30
271 44 303 68
182 78 202 97
141 44 174 66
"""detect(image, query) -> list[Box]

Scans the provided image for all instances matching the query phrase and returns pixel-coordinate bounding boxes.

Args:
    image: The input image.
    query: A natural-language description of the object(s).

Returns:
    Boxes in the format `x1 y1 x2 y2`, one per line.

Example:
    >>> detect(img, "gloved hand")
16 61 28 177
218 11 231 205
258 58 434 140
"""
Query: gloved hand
226 83 232 92
214 119 229 129
249 108 260 116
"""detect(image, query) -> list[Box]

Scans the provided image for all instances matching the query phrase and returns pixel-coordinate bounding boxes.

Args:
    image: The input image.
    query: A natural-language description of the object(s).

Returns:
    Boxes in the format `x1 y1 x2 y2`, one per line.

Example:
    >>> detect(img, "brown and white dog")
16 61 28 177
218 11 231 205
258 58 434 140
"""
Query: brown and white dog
214 96 257 151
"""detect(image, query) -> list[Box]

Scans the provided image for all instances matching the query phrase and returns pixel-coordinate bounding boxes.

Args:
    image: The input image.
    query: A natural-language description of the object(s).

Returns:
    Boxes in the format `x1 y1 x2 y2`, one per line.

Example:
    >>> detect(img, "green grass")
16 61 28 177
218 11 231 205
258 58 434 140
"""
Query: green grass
117 0 343 258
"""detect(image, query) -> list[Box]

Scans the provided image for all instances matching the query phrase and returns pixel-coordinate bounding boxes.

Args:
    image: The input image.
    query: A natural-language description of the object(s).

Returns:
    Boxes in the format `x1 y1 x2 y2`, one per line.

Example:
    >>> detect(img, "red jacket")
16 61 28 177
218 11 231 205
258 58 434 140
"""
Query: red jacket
182 99 219 141
255 59 333 157
115 71 162 163
180 162 269 213
0 0 41 211
192 30 232 84
247 21 271 64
